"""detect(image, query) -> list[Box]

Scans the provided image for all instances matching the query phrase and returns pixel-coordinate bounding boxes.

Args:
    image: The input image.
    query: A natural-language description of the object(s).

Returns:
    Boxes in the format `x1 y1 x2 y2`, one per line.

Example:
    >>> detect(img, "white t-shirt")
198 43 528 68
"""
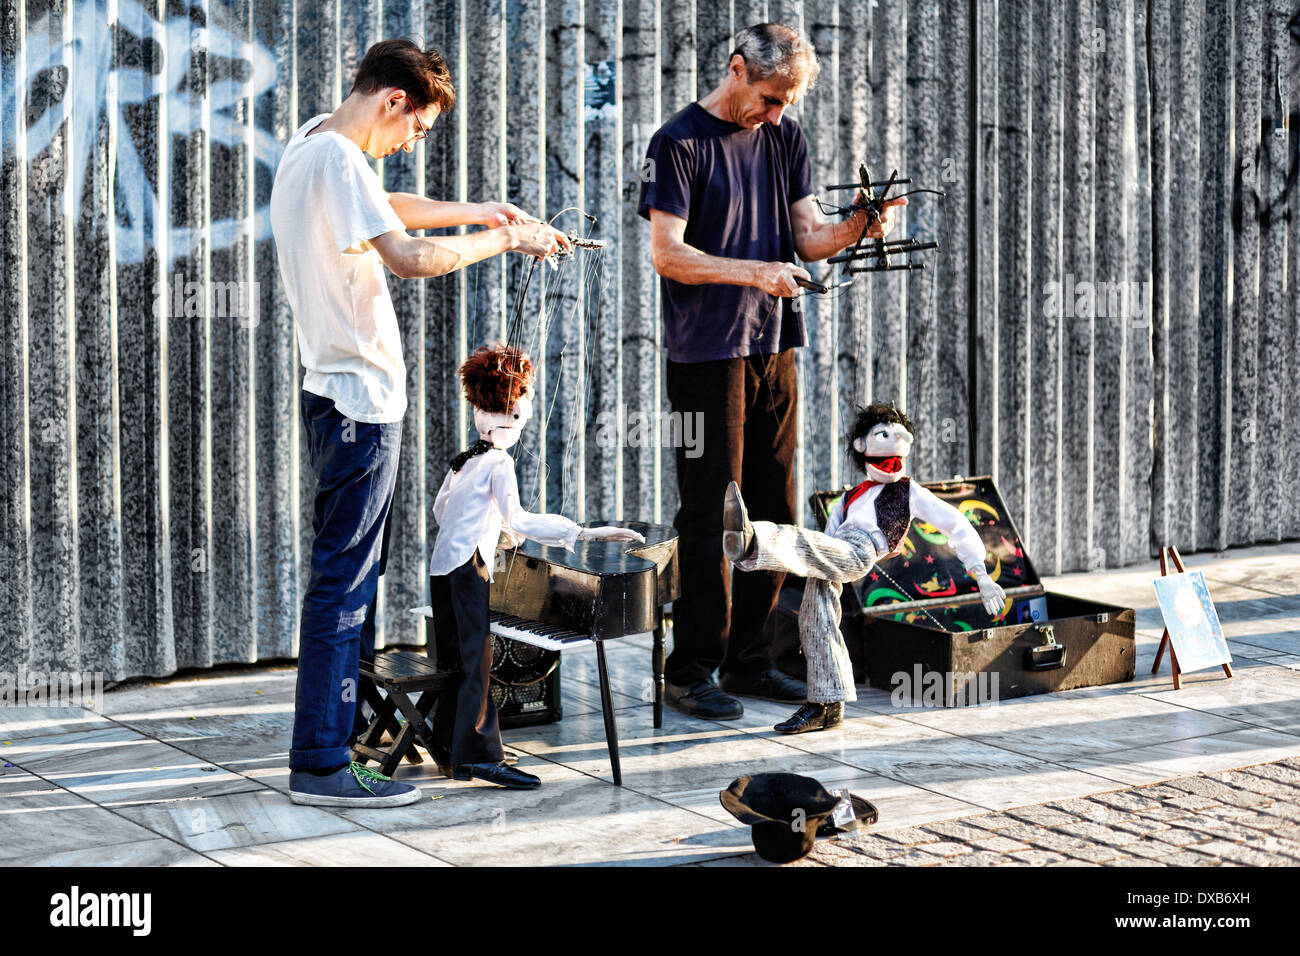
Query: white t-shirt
269 113 409 423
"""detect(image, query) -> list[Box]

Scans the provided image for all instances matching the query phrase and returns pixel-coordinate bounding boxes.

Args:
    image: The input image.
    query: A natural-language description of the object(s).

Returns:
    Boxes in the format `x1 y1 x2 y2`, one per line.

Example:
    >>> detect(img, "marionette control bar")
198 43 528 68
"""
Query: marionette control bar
825 177 914 191
828 239 939 264
547 233 607 267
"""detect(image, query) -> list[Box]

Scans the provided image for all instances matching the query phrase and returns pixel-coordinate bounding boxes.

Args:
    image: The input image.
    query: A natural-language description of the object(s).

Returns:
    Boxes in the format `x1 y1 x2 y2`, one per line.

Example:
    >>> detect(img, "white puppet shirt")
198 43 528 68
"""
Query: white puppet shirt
428 449 581 580
825 477 988 572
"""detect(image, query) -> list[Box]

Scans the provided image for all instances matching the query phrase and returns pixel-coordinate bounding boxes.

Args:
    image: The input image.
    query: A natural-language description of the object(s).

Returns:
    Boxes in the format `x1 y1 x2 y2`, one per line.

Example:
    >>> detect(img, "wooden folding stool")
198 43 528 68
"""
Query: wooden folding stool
351 651 457 777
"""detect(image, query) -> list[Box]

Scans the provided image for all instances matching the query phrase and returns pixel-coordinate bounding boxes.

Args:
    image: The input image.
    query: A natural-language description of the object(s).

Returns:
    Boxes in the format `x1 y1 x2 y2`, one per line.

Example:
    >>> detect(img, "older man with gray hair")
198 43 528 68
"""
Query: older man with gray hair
638 22 903 720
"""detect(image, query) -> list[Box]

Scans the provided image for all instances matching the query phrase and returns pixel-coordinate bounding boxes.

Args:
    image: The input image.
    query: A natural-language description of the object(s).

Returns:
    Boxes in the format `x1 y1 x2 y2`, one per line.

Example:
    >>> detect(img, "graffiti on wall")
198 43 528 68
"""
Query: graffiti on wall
4 0 281 263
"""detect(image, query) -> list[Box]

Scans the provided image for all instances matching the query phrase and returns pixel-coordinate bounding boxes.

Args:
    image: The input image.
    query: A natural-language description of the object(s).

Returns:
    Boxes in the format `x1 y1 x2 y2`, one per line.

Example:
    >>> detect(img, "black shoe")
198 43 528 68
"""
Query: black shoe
774 701 845 734
722 481 754 562
665 679 744 720
720 668 808 703
431 745 514 778
452 761 541 789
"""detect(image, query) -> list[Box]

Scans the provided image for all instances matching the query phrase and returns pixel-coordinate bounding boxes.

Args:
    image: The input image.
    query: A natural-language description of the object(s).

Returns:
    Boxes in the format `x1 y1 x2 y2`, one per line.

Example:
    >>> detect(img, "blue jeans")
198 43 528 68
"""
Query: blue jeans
290 390 402 771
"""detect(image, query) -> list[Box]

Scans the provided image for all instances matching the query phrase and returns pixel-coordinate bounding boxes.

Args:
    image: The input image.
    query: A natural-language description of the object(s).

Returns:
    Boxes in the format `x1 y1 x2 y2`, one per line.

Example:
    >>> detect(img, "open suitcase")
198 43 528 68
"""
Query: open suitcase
809 476 1136 707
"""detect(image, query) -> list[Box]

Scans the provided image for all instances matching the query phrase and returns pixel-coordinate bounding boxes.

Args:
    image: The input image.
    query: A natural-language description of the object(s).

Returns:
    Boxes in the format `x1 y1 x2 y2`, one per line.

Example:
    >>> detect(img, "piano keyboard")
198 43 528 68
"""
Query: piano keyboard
407 605 595 650
487 611 594 651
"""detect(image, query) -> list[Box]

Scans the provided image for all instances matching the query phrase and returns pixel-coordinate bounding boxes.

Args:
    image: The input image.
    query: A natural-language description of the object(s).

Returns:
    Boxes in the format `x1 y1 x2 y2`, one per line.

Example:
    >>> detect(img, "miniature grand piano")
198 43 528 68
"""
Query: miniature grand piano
486 520 680 785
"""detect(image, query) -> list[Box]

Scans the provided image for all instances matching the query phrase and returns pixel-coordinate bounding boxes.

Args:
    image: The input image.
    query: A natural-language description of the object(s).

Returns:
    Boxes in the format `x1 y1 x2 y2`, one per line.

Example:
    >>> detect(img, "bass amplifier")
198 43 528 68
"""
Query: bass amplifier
490 635 563 728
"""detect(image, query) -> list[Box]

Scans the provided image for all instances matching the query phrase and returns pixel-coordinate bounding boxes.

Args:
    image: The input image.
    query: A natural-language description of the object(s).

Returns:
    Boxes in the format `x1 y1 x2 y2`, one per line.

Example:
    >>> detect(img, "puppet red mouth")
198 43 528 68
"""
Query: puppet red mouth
867 456 904 474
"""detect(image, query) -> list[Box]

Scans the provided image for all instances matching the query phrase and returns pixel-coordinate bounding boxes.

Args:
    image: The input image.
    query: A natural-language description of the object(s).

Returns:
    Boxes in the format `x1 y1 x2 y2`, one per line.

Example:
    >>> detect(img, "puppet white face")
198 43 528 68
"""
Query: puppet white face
509 387 534 429
475 384 535 450
854 421 913 483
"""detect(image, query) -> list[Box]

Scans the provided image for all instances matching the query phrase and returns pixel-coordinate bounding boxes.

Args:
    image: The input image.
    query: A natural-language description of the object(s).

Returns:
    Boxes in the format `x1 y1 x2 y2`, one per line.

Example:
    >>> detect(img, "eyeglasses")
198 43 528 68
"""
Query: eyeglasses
405 93 428 144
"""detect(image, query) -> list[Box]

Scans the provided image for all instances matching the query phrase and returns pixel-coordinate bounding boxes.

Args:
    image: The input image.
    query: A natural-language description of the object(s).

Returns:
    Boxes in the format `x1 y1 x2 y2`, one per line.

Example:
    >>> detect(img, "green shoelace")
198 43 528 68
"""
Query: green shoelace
348 762 392 795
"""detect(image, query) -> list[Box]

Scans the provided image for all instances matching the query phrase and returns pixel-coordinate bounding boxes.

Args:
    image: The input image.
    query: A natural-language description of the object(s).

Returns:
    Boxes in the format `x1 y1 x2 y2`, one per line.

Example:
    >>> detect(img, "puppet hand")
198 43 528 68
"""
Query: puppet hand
499 527 525 549
754 261 811 298
971 569 1006 616
578 526 646 544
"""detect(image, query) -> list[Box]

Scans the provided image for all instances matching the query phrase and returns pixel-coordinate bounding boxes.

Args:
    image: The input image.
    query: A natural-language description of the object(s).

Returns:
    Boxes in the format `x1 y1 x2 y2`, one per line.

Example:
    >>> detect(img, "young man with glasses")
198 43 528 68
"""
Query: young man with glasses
270 37 570 807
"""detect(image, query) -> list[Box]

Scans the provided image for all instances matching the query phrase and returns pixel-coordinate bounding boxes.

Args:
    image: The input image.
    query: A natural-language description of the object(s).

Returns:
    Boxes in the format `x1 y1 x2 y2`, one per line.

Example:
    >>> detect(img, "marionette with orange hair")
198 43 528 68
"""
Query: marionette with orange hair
426 344 642 789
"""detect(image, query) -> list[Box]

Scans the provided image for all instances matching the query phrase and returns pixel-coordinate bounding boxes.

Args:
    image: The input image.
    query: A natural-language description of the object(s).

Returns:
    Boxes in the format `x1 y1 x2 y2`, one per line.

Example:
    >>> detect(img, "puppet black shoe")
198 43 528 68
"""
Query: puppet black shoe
722 481 754 562
454 761 541 790
439 748 518 779
774 702 844 734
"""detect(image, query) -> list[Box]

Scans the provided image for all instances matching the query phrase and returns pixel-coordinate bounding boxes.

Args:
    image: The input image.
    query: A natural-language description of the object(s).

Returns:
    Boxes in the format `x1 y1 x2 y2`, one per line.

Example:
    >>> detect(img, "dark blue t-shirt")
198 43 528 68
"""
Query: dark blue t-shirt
638 103 814 364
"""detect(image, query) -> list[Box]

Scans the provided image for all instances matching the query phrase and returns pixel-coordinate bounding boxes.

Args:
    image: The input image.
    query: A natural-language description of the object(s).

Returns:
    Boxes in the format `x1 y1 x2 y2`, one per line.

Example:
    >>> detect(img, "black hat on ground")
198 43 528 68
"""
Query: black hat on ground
720 773 879 864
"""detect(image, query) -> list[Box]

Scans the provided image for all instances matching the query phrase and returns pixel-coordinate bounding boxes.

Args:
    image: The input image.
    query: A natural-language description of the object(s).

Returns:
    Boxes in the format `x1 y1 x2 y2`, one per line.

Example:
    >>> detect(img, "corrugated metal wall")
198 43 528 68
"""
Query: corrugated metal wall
2 0 1296 682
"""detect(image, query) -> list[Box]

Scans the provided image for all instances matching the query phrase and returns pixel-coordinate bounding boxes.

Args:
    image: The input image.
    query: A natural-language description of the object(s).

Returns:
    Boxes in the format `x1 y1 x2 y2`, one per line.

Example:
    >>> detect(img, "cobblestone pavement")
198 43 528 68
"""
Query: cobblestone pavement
800 758 1300 866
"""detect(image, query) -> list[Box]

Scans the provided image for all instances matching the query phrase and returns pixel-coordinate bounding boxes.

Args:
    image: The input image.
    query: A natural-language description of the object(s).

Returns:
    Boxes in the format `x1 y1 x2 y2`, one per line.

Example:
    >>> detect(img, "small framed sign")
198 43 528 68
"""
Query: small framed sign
1151 546 1233 688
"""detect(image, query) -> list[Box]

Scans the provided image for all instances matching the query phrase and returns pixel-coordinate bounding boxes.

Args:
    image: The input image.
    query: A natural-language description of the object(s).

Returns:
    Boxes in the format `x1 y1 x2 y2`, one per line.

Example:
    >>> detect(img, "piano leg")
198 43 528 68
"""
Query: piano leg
652 620 665 729
595 640 623 786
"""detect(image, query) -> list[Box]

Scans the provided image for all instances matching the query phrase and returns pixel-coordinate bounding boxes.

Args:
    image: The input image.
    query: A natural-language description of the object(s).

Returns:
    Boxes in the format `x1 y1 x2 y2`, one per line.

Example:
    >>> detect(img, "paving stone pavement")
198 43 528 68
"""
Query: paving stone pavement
791 757 1300 866
4 540 1297 867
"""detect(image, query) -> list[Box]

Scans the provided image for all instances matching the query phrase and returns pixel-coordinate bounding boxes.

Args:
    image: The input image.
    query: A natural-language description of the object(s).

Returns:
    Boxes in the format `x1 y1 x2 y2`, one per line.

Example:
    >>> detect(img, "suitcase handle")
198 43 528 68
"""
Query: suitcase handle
1026 623 1067 671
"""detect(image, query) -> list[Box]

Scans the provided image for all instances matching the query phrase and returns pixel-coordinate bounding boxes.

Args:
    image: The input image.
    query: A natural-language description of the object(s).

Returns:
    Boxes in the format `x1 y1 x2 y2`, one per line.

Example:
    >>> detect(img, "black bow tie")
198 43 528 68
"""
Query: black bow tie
450 439 494 472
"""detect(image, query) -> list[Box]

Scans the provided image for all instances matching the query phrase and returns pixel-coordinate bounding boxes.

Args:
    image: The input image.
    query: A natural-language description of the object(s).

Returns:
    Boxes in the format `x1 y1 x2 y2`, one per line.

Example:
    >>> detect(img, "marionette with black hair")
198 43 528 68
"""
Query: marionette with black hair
723 402 1006 734
427 344 643 789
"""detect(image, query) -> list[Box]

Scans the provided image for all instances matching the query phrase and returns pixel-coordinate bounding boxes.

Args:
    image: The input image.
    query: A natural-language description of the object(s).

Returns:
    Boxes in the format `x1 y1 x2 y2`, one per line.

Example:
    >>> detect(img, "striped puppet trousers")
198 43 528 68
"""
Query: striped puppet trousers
732 521 879 704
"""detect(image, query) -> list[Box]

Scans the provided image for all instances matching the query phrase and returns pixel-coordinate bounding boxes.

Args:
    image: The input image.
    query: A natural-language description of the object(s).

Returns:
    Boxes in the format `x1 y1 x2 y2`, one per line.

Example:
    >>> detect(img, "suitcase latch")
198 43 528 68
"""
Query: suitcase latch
1095 612 1109 625
1026 623 1067 671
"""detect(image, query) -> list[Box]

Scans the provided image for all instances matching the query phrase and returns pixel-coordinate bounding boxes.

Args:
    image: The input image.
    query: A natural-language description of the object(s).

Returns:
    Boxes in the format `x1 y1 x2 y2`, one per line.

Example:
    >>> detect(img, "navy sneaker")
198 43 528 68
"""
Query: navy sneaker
289 762 422 808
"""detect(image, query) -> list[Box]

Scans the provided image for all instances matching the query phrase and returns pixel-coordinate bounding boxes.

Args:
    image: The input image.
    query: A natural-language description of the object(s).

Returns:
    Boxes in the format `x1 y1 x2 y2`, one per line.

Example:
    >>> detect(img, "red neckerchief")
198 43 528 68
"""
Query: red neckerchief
841 479 878 520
